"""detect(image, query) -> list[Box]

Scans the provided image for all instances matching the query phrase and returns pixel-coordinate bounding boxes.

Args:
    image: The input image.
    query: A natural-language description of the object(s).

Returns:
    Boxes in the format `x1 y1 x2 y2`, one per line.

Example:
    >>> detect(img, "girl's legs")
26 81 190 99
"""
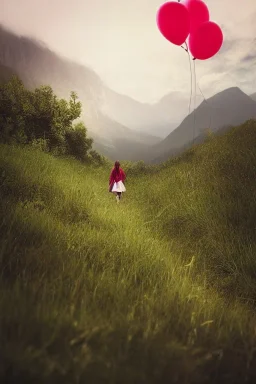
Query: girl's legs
112 191 122 202
113 192 119 202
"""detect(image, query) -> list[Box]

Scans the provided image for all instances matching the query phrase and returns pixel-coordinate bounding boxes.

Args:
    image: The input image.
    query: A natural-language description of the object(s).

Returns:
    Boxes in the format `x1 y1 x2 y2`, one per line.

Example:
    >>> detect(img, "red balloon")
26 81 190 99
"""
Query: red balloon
156 2 190 46
182 0 209 34
188 21 223 60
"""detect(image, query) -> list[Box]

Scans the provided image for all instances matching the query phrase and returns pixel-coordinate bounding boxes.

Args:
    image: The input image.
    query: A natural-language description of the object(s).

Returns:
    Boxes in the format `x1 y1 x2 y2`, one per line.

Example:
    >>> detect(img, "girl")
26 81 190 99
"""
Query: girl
109 161 126 202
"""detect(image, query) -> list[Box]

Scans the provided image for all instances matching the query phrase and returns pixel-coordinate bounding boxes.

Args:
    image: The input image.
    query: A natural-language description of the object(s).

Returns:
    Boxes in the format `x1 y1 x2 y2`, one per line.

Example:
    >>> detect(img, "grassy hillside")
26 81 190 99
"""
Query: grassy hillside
1 120 256 383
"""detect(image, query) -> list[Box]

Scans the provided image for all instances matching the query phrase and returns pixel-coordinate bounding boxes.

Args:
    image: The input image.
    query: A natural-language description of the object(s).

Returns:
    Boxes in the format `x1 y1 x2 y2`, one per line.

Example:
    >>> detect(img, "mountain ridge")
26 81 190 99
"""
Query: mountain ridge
101 87 187 138
146 86 256 163
251 92 256 101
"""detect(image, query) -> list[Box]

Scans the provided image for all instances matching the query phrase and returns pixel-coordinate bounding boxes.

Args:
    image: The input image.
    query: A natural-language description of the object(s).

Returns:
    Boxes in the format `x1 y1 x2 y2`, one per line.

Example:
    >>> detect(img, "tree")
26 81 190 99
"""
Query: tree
65 122 93 161
0 76 96 162
0 75 29 143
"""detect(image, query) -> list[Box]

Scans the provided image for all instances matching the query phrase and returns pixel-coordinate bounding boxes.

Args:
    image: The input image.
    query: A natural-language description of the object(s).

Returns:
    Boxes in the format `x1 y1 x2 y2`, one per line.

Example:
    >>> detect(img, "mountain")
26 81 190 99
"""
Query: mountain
251 92 256 102
0 63 15 83
0 25 160 160
101 88 189 138
147 87 256 163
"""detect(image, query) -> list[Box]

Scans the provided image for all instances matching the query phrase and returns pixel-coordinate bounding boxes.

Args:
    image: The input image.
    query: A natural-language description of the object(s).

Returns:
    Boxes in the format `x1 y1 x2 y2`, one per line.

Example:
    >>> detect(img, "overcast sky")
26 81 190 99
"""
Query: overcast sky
1 0 256 103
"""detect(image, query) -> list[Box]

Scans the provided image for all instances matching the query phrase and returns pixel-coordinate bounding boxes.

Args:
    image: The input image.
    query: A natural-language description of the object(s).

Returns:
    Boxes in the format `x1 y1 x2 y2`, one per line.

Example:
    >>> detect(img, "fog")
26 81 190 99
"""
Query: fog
1 0 256 103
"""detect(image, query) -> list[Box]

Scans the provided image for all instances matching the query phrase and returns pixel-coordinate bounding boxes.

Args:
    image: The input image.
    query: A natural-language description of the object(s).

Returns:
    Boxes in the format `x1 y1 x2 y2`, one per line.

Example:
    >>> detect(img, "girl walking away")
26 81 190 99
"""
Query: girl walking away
109 161 126 203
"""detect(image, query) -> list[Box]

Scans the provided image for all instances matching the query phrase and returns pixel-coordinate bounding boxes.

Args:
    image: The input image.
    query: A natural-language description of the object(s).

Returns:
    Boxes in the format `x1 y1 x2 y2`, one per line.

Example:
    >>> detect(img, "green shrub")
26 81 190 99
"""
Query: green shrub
31 138 49 152
88 149 106 165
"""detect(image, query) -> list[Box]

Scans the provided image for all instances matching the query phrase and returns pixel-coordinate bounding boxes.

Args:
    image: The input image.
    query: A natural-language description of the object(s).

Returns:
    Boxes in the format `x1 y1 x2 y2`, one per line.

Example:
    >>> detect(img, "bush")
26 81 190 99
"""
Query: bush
125 160 158 177
31 138 49 152
88 149 106 166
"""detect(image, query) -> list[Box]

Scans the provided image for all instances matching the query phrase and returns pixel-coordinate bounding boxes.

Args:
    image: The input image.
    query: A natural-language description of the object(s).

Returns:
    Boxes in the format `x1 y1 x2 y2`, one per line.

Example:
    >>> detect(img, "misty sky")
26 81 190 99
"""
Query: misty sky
1 0 256 103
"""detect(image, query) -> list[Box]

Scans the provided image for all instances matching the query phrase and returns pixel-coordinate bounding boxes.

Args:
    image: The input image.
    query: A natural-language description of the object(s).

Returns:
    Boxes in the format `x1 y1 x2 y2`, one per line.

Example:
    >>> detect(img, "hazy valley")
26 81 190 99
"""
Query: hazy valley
1 24 255 164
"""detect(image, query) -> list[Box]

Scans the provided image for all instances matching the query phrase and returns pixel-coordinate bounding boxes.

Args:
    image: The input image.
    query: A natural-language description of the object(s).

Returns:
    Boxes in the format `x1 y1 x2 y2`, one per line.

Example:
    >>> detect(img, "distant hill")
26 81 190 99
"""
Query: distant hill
148 87 256 163
101 88 188 138
0 25 160 161
251 92 256 102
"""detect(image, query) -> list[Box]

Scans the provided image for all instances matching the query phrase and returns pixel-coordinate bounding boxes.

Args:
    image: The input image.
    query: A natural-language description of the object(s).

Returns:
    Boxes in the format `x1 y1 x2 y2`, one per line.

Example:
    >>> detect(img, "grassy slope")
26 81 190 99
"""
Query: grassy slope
1 120 256 383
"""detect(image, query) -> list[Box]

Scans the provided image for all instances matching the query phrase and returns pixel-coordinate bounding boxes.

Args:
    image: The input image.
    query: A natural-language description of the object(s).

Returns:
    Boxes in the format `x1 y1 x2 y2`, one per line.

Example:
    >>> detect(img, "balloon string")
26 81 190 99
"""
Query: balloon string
197 81 212 132
181 42 196 144
184 41 192 116
192 59 197 145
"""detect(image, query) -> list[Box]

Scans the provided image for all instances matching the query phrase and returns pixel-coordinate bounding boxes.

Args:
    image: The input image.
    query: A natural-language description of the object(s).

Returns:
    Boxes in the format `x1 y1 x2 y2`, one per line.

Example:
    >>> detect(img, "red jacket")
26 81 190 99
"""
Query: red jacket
109 167 126 185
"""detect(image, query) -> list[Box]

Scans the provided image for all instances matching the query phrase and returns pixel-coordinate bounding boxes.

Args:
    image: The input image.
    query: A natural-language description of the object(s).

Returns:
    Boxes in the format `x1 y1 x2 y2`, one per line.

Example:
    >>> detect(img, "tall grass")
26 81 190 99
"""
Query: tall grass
1 120 256 383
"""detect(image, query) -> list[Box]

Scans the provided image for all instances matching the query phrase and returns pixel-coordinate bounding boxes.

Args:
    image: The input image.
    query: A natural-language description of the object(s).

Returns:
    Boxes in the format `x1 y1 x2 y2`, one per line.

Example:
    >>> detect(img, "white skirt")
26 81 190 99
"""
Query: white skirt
112 181 126 193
